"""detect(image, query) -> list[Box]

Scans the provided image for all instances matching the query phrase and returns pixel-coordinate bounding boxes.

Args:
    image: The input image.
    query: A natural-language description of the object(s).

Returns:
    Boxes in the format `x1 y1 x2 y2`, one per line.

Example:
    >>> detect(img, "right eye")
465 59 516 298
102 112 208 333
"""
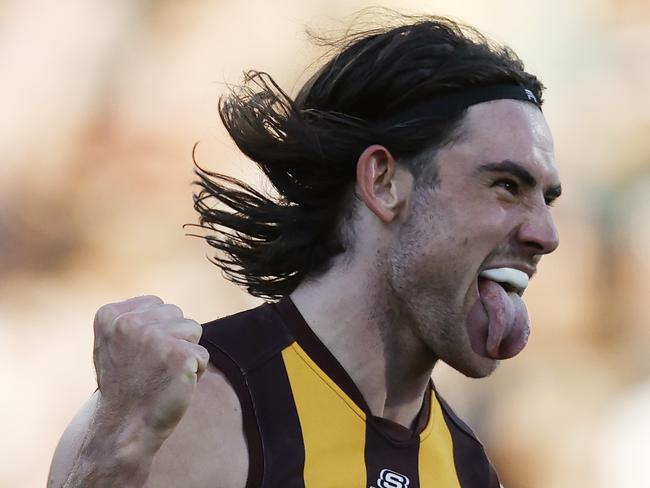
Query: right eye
494 178 520 196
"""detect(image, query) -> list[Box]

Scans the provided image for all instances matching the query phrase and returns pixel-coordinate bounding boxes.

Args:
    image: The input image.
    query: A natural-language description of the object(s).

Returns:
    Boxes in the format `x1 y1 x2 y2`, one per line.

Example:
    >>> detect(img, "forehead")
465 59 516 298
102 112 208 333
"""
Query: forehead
443 99 560 185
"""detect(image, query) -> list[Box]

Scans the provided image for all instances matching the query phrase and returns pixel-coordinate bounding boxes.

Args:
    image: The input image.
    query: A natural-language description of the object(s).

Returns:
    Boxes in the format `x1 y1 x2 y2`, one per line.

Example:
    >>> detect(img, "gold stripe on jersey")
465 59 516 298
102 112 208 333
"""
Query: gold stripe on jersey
282 342 368 487
418 394 462 488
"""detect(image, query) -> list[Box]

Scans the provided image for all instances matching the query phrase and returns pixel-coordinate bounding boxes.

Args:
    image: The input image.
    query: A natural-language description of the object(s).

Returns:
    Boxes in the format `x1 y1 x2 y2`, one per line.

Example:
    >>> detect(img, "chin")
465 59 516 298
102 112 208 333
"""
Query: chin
447 355 500 379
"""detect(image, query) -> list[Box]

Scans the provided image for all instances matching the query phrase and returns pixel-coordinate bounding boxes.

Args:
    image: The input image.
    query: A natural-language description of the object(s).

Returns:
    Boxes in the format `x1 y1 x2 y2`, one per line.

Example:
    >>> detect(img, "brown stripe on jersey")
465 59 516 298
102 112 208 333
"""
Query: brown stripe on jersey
198 340 263 488
365 427 421 488
201 304 307 487
247 352 307 488
436 393 501 488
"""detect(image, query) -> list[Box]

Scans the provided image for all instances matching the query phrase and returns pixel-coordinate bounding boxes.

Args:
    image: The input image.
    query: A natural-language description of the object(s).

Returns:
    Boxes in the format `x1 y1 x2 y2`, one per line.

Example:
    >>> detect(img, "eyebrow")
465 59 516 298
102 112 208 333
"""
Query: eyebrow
477 159 562 202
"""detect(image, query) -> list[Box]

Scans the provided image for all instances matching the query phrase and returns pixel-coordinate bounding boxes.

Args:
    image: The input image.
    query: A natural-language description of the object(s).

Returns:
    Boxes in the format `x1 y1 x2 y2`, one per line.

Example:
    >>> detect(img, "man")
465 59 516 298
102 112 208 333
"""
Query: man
49 13 561 488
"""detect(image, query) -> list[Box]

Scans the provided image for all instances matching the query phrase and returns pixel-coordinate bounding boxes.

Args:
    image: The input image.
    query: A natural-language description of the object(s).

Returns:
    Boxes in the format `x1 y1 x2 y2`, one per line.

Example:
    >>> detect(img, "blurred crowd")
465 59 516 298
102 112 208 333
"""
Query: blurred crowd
1 1 649 486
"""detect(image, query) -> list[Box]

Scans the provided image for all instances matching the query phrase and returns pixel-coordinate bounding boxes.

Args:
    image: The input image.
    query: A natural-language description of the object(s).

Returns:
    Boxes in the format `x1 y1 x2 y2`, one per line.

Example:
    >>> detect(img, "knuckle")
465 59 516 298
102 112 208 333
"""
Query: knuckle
141 295 164 304
94 295 161 331
112 312 141 336
130 295 164 307
184 320 203 342
197 345 210 363
191 343 209 363
161 303 184 319
195 346 210 378
94 303 117 330
112 318 129 337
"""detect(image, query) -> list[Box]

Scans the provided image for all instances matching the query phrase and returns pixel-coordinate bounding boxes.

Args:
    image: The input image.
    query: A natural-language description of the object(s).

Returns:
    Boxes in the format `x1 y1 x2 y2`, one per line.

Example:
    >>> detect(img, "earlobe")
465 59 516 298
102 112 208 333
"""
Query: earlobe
355 145 406 223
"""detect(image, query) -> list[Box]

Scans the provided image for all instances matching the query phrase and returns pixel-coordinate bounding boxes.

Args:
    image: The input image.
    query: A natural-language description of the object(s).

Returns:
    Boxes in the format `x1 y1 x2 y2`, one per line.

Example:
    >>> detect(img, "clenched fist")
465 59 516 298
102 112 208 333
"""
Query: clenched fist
92 295 210 443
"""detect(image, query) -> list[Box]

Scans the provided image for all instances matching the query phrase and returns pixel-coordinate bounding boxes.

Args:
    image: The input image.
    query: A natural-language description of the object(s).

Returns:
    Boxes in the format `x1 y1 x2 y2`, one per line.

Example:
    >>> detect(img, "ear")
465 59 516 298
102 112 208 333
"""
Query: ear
356 144 412 223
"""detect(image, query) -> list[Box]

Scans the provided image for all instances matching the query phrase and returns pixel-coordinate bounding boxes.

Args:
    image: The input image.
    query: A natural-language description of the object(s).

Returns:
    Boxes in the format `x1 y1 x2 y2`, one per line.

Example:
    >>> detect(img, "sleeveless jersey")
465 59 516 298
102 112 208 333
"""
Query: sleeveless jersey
199 298 501 488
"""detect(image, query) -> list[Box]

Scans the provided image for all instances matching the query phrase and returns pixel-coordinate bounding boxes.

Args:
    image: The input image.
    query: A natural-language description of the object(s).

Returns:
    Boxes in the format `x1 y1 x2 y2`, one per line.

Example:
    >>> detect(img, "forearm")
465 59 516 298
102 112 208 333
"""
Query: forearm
61 452 153 488
54 401 164 488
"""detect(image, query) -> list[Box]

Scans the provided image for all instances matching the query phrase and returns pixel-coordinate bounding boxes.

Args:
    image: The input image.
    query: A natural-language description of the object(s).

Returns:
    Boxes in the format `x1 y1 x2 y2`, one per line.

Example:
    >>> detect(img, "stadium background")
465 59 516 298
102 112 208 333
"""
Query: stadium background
1 0 649 486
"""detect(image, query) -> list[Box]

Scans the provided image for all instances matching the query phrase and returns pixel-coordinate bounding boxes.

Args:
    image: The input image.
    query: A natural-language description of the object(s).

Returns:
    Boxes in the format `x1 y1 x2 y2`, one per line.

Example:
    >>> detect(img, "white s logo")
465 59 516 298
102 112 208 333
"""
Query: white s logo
375 469 410 488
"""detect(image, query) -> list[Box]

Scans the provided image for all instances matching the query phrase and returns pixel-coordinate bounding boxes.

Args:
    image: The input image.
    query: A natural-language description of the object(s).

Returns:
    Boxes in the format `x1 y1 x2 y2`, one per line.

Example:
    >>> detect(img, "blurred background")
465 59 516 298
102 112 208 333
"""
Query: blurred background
1 0 649 486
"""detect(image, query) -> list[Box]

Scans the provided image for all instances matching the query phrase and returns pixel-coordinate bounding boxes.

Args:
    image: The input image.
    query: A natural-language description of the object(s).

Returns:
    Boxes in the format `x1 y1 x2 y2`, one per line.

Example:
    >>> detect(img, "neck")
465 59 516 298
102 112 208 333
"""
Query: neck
290 260 437 429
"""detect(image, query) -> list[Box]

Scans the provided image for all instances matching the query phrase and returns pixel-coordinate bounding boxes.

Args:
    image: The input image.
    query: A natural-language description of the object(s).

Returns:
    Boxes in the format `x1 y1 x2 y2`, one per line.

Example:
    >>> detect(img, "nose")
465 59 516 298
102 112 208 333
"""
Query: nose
517 203 560 255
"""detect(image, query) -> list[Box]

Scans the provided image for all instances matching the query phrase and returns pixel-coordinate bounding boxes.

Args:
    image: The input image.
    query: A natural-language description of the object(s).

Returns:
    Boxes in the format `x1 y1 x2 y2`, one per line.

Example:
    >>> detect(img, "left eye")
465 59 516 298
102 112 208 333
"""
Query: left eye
494 179 520 196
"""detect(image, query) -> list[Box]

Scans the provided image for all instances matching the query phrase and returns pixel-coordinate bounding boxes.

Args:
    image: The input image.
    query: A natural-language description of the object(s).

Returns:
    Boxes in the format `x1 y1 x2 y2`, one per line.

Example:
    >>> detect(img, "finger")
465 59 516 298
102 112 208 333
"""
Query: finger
94 295 164 331
120 296 168 315
189 343 210 379
114 303 185 329
155 319 203 343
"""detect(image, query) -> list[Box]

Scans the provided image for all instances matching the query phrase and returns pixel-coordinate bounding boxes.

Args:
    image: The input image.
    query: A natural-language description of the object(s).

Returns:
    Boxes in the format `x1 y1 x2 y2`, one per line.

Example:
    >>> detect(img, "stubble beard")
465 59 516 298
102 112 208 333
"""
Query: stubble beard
386 199 498 379
389 269 498 379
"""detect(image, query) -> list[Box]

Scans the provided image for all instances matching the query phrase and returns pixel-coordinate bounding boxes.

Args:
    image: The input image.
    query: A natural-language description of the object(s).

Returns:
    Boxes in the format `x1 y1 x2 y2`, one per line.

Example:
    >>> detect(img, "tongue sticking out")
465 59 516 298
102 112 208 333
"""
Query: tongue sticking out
468 279 531 359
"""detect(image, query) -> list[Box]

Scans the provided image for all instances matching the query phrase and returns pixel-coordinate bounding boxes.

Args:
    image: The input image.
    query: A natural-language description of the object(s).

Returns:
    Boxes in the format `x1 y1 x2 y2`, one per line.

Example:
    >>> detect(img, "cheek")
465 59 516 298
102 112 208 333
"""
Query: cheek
445 196 513 252
390 189 511 290
389 224 470 300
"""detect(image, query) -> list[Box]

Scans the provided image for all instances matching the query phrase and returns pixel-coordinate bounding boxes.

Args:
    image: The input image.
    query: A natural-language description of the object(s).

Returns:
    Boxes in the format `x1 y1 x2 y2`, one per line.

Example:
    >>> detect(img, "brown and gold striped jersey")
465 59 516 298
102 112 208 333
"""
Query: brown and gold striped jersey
200 298 501 488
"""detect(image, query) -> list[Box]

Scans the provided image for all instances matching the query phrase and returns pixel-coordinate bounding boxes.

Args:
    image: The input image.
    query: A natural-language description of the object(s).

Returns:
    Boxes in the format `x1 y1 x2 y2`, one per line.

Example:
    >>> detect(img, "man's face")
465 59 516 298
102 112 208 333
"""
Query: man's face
386 99 561 378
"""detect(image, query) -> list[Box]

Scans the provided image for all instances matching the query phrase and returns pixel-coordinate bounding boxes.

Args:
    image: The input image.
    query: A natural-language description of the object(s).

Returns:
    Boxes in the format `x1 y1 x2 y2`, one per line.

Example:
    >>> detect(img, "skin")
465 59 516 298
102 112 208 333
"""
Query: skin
292 98 561 427
48 98 561 487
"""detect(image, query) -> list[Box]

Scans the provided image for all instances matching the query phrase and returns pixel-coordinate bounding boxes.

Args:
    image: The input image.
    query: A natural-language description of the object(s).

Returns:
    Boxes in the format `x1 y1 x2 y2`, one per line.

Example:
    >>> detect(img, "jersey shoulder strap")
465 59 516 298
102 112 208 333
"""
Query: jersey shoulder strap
199 302 296 488
199 304 304 488
200 302 294 372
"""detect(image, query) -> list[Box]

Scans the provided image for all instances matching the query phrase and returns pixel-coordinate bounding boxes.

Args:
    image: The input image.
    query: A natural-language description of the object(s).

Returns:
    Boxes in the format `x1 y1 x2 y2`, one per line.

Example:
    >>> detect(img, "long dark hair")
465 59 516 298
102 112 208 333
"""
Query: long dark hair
186 12 544 300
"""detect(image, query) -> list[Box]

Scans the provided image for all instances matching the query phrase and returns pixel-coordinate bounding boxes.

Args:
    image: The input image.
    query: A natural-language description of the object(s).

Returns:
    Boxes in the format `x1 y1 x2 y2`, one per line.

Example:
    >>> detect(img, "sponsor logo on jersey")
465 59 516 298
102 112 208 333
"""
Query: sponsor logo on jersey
370 468 410 488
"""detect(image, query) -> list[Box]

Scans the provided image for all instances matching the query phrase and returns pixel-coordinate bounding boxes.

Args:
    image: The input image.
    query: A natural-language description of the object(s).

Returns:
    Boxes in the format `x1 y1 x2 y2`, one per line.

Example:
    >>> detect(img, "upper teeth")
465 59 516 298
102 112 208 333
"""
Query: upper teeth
479 267 529 292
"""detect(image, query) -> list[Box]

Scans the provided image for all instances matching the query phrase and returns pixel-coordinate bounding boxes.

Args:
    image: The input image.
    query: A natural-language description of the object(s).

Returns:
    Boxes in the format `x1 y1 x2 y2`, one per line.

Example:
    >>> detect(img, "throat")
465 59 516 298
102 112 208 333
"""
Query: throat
288 278 435 430
373 382 432 433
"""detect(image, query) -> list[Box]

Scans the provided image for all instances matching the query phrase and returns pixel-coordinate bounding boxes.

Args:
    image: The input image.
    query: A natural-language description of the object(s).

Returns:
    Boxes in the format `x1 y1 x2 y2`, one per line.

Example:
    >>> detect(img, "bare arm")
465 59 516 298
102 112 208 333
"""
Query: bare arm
144 364 248 487
49 364 248 488
47 296 244 488
48 391 162 488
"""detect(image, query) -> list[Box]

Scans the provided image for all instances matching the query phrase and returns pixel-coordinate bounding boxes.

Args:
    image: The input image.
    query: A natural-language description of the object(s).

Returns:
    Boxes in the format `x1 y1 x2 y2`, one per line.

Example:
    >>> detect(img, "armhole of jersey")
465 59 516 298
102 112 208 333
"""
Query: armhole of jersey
201 337 264 488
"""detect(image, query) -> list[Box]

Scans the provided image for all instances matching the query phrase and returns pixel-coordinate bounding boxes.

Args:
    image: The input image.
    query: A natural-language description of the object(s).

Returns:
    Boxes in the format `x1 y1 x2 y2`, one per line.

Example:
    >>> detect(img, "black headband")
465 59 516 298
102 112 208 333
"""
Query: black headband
391 84 541 122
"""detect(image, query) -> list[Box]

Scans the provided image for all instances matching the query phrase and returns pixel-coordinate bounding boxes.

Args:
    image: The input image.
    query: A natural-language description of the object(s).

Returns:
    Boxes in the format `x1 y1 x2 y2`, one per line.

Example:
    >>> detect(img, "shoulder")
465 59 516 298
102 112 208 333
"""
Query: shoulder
145 363 248 487
147 303 287 488
200 302 293 373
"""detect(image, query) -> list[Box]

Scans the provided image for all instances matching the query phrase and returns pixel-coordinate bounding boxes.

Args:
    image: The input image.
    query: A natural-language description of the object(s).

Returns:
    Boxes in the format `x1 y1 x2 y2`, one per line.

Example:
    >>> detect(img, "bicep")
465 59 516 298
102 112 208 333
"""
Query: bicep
144 363 249 488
